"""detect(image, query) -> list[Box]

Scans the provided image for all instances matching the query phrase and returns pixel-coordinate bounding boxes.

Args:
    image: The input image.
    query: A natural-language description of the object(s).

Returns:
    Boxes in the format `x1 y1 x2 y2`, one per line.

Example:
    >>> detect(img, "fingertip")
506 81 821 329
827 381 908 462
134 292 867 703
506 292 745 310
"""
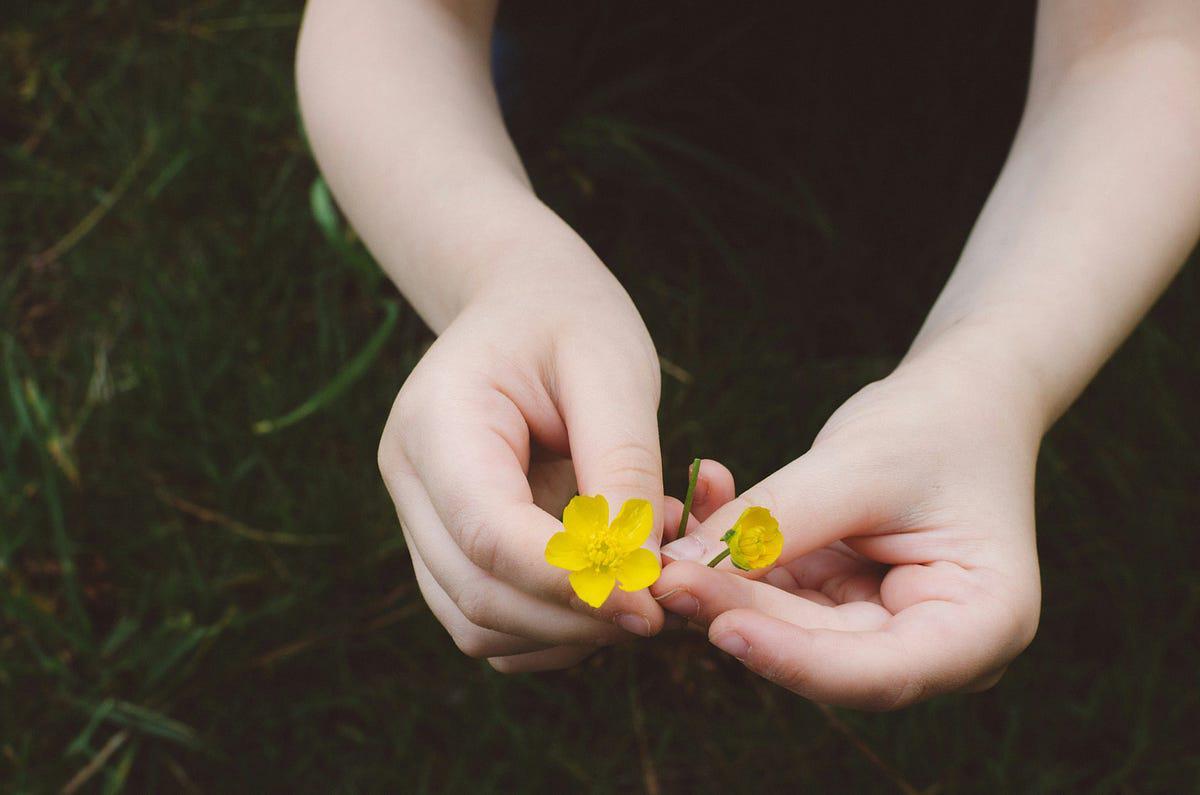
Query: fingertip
704 610 906 709
615 612 654 637
631 590 667 636
707 610 736 648
692 459 736 522
707 609 792 682
487 656 517 674
709 628 750 660
708 607 789 660
487 645 597 673
572 589 665 638
659 533 716 564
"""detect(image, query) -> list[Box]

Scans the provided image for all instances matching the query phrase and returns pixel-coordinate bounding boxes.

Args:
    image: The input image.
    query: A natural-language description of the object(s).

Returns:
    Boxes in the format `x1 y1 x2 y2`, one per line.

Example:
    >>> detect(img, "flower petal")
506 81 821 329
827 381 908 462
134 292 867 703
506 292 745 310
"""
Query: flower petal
611 498 654 552
728 533 753 570
544 531 589 572
728 506 782 569
563 494 609 541
569 568 617 608
615 548 661 592
736 506 776 534
763 529 783 564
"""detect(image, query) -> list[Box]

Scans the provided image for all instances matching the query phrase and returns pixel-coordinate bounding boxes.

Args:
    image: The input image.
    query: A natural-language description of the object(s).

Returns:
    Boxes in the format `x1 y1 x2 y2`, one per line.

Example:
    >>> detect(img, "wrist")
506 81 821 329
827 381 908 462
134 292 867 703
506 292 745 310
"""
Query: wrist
896 315 1051 442
428 194 621 332
377 179 606 333
441 227 656 371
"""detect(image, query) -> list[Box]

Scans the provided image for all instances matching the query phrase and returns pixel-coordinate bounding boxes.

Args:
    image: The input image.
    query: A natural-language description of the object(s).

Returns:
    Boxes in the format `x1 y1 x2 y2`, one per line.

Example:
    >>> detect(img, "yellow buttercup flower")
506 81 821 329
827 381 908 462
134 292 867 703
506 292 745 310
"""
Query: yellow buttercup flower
720 506 782 570
544 495 661 608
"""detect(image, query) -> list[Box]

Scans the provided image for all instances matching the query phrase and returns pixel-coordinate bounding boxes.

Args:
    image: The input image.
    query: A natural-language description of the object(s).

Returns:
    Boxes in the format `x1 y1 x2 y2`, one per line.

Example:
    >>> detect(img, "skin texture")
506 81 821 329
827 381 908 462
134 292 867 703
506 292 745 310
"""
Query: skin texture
297 1 1200 694
656 1 1200 707
656 363 1040 709
297 0 676 668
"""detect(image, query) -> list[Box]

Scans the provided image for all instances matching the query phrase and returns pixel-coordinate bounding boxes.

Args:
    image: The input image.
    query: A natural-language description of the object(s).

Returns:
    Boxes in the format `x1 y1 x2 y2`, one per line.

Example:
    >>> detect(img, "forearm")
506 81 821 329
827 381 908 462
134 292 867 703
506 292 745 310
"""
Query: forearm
296 0 603 332
907 3 1200 431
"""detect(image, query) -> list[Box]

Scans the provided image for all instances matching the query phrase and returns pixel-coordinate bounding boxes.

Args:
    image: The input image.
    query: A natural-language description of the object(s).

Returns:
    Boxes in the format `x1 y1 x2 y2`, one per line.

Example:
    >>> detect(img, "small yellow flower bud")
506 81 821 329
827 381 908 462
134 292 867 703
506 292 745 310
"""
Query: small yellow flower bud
721 507 782 570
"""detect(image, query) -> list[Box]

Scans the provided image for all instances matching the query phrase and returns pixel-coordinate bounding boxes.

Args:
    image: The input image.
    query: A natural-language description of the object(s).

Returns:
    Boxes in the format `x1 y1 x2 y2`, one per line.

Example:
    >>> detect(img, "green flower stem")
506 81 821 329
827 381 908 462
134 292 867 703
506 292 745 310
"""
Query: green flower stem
676 457 701 539
706 548 731 568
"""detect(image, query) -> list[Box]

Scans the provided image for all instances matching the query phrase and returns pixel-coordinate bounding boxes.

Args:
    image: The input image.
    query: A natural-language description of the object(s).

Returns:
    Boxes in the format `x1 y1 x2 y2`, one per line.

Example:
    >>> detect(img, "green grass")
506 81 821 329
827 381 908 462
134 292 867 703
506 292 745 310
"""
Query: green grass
3 2 1198 792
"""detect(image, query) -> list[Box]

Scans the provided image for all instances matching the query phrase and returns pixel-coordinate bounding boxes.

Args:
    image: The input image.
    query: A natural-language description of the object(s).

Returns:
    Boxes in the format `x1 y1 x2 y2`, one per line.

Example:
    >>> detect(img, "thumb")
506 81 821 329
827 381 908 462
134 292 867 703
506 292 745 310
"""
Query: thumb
659 447 888 570
554 344 667 632
556 350 665 542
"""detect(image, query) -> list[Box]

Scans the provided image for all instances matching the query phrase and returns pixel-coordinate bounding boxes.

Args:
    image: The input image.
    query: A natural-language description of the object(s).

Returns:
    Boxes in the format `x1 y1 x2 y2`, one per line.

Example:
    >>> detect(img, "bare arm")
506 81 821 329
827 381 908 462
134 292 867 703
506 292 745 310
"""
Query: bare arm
909 0 1200 428
296 0 669 671
657 0 1200 709
296 0 609 333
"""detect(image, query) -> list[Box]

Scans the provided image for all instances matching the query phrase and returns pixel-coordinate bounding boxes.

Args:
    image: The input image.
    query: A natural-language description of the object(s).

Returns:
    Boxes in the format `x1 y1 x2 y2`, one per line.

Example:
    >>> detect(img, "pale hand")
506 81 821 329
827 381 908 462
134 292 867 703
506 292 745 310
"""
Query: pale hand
378 269 671 671
656 356 1042 710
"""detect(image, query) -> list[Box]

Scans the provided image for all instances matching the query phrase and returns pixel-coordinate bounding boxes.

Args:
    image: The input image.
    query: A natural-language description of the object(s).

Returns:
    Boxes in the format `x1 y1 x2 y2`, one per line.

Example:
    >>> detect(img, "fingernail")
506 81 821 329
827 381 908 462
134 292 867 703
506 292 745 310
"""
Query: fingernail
615 613 651 637
695 474 710 504
660 591 699 618
711 632 749 660
653 587 683 602
660 535 709 562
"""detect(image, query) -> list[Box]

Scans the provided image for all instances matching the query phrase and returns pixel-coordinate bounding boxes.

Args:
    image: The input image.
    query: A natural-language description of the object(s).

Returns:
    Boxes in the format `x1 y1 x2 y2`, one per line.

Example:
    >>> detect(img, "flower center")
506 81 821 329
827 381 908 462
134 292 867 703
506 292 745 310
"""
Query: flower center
738 530 764 558
586 531 623 569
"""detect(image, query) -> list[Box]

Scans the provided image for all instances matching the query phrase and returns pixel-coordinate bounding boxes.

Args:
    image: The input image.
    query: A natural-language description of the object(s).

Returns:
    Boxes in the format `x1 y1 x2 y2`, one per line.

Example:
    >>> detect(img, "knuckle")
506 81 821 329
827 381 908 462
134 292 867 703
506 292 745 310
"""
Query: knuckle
449 626 495 659
737 633 802 690
392 385 427 434
376 441 393 481
970 666 1008 693
591 439 661 492
455 578 499 629
376 438 412 489
875 673 926 712
451 504 500 574
487 656 519 674
1013 598 1041 652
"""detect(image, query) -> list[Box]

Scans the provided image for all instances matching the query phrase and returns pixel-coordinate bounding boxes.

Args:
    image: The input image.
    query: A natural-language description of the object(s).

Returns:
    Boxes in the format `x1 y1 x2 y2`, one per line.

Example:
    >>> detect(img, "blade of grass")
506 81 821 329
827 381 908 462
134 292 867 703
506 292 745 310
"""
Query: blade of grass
60 730 128 795
814 702 922 795
154 483 339 547
66 698 116 756
101 701 205 752
2 337 90 637
144 149 192 200
31 129 157 268
99 743 137 795
23 377 80 486
253 299 399 434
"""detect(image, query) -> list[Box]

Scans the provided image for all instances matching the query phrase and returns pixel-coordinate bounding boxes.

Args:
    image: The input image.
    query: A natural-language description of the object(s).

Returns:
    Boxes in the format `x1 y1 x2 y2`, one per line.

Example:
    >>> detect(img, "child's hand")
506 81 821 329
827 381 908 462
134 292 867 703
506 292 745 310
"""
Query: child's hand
655 356 1043 709
378 268 669 670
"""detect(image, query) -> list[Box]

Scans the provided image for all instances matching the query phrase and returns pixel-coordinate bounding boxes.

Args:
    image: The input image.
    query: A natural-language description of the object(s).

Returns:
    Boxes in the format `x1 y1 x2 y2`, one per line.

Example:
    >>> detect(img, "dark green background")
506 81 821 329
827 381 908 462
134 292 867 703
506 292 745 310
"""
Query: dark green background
3 2 1197 792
